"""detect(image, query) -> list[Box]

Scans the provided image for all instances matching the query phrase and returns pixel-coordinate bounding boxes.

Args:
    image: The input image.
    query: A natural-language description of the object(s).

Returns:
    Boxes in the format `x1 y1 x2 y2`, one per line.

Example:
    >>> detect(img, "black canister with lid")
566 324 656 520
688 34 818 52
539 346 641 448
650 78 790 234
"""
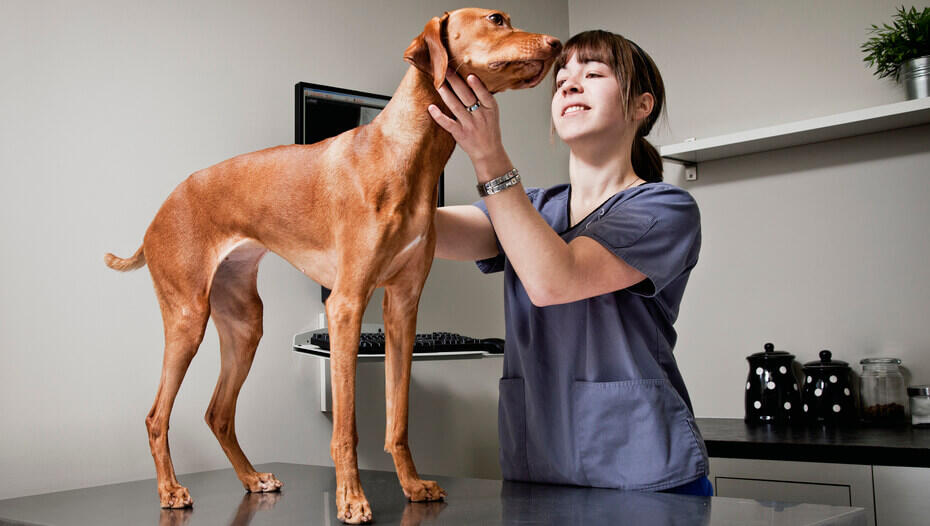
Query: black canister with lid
801 350 857 426
745 343 802 424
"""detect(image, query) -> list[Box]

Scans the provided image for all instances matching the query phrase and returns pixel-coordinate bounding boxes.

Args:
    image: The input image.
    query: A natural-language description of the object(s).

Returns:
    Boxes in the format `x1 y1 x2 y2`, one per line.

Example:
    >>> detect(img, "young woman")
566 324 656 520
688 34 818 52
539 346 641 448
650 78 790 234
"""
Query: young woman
429 30 711 496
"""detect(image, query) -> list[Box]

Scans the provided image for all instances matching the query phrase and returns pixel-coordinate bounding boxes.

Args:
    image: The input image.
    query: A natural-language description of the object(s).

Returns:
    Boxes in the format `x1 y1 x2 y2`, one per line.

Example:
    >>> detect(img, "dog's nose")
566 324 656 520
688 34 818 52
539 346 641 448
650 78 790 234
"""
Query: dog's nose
545 36 562 51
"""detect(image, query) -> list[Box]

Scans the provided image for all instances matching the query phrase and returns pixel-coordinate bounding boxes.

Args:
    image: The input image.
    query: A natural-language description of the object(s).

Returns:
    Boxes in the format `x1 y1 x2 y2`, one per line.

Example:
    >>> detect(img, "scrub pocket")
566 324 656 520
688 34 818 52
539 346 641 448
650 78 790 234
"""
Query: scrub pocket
572 378 705 490
498 377 530 481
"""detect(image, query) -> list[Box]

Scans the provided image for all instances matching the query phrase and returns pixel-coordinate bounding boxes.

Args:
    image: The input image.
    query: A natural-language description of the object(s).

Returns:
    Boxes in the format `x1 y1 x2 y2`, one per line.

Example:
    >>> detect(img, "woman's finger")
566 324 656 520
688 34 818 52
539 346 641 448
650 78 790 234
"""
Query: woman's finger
427 104 460 136
446 70 479 108
466 75 496 110
435 83 470 123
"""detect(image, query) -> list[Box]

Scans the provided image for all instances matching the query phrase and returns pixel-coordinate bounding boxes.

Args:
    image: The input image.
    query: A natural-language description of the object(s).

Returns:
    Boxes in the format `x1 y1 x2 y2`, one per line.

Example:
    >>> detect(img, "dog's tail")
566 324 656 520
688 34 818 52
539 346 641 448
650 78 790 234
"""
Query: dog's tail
104 245 146 272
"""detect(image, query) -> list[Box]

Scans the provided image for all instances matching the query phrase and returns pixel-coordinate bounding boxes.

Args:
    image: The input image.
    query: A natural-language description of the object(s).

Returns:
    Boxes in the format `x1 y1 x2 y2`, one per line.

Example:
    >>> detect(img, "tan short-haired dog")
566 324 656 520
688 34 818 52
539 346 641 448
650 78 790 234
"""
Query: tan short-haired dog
105 8 559 524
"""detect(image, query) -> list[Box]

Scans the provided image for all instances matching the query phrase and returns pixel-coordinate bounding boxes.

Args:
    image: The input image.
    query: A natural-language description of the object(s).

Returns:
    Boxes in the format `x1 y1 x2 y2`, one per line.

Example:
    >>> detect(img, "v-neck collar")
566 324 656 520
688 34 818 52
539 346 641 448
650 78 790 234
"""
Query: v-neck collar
563 182 652 233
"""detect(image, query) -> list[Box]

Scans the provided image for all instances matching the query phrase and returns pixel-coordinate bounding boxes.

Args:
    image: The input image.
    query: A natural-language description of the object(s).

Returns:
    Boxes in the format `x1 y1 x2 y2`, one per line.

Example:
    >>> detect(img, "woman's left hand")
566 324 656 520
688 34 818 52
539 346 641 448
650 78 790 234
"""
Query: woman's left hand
428 69 508 174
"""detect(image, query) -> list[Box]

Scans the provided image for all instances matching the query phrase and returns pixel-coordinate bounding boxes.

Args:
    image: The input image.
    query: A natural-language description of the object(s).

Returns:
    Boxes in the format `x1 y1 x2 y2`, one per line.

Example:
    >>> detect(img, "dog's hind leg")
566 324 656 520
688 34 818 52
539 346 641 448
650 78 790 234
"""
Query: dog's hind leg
205 246 282 493
145 274 212 508
325 283 375 524
381 242 446 502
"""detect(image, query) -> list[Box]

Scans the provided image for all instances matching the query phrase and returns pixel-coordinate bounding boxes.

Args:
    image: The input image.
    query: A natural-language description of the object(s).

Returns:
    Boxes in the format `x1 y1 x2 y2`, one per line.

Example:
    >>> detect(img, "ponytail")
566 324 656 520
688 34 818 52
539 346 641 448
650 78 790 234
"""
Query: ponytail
631 134 663 183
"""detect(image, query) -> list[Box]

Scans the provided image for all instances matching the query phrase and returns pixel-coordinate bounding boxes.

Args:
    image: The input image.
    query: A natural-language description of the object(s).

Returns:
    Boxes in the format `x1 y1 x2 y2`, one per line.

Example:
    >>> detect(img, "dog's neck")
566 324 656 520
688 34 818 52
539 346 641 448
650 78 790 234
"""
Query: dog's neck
374 66 457 202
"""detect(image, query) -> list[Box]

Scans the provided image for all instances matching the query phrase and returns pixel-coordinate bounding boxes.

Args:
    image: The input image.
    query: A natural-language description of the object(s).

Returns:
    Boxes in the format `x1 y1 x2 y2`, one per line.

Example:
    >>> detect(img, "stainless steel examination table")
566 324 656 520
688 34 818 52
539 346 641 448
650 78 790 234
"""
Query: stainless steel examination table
0 462 866 525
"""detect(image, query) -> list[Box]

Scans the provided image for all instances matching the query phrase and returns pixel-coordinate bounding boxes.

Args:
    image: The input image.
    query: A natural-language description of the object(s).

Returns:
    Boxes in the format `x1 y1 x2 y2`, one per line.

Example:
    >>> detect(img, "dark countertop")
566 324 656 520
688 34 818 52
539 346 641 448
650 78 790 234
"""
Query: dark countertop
696 417 930 467
0 462 865 525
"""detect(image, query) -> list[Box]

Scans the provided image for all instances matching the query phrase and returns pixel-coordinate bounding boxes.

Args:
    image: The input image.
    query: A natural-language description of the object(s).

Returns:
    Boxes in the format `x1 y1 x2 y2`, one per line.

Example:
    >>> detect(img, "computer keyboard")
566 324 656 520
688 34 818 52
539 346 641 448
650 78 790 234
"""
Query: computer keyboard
301 328 504 356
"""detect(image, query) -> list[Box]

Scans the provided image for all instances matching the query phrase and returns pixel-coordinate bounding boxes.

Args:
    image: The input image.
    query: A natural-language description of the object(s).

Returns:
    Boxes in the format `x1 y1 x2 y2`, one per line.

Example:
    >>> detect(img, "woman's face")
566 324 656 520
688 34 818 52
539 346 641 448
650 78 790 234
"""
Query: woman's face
551 53 627 144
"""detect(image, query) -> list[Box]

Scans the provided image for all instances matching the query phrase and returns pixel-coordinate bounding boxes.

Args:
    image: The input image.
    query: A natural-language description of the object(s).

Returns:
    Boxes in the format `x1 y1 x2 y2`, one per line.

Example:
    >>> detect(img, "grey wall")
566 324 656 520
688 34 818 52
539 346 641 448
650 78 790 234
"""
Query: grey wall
0 0 569 500
569 0 930 418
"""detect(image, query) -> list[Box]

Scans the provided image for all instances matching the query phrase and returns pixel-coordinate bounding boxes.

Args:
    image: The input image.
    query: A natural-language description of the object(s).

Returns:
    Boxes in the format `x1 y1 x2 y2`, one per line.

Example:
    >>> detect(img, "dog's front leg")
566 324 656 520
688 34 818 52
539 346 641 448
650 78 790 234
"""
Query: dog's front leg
325 290 373 524
382 256 446 502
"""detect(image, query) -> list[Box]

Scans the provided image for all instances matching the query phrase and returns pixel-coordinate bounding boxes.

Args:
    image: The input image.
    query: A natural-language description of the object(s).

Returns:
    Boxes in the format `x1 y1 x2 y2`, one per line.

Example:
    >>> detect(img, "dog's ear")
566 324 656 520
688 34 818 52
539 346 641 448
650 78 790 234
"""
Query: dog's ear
403 13 449 90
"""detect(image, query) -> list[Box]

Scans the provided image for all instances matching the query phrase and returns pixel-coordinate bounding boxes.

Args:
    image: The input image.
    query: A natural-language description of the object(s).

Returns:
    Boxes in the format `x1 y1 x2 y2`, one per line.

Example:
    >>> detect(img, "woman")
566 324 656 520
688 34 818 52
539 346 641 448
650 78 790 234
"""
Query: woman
429 30 711 496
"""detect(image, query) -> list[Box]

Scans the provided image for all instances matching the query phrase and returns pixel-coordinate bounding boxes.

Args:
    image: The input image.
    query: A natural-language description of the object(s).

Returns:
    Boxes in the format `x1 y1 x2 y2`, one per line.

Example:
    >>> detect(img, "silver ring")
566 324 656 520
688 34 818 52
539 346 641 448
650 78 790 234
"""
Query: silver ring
466 102 481 112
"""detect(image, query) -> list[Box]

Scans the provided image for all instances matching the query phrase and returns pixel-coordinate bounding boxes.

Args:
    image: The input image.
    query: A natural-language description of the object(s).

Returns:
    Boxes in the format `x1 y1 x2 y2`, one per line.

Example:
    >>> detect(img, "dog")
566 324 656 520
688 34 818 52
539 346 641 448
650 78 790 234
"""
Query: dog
105 8 560 524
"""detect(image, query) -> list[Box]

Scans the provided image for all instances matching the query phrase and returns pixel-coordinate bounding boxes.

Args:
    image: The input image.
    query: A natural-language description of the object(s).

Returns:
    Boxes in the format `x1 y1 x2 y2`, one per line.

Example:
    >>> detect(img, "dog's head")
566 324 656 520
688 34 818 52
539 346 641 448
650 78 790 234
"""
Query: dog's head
404 8 561 93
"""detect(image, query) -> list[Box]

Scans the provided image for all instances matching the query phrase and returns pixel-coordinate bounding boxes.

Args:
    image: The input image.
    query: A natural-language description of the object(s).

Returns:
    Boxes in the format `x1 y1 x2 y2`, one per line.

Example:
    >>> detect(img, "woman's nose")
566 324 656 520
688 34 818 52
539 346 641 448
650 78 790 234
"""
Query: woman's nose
561 78 582 94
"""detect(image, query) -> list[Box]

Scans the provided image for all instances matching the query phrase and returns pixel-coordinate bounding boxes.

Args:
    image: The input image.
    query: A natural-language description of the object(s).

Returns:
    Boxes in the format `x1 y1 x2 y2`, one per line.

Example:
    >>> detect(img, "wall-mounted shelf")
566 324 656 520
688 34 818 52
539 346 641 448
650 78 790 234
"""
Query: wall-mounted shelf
659 97 930 165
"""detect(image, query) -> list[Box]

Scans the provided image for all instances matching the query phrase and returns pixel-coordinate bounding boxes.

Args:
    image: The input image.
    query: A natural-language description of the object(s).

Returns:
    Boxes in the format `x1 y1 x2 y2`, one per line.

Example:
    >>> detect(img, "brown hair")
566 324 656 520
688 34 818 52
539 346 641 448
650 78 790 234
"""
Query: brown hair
552 30 666 182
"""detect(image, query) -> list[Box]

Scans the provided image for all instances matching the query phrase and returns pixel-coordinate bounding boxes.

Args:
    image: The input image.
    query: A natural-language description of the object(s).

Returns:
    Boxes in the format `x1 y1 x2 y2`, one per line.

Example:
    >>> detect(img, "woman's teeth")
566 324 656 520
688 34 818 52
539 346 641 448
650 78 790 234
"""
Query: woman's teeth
564 105 588 115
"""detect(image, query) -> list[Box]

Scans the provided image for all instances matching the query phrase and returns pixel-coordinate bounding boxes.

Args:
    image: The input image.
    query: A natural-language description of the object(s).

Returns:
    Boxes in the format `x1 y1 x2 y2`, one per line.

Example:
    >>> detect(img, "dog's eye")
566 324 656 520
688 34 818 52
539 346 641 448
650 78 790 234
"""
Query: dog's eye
488 13 505 26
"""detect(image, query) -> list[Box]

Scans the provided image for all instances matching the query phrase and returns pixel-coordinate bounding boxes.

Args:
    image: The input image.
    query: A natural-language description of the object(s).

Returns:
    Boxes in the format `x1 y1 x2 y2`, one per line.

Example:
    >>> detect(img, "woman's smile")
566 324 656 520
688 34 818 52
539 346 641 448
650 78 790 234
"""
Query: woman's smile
562 104 591 116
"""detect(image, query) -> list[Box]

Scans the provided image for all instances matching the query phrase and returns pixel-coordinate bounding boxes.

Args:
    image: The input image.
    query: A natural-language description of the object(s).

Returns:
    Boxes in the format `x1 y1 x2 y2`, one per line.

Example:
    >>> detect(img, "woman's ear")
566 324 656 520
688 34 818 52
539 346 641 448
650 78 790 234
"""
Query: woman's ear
633 92 655 121
403 13 450 90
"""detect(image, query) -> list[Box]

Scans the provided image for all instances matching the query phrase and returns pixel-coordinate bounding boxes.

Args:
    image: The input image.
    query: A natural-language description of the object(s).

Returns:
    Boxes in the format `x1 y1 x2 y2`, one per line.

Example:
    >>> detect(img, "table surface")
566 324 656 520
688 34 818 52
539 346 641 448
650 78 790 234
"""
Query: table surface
0 462 866 526
696 417 930 466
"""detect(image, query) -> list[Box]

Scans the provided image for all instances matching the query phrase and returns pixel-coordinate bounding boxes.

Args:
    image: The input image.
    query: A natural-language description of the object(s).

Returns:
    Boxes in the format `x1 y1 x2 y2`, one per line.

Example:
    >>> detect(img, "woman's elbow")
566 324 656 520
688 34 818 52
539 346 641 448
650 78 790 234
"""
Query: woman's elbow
525 283 559 307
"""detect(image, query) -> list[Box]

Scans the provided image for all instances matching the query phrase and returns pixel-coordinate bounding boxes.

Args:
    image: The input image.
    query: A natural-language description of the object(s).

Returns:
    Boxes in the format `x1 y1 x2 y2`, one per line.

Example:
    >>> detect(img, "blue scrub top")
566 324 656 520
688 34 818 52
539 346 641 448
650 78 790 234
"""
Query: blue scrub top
474 182 708 491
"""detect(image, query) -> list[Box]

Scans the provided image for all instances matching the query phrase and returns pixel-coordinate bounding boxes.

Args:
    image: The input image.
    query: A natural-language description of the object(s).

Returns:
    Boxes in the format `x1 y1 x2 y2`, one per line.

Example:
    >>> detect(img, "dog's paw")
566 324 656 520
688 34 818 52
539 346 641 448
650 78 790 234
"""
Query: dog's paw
336 486 373 524
159 484 194 508
403 479 446 502
244 472 283 493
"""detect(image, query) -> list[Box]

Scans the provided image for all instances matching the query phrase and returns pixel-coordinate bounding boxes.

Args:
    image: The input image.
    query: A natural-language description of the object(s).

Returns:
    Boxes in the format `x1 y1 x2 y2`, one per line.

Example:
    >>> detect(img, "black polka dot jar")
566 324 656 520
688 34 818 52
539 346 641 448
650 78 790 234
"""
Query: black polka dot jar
745 343 802 424
801 350 857 426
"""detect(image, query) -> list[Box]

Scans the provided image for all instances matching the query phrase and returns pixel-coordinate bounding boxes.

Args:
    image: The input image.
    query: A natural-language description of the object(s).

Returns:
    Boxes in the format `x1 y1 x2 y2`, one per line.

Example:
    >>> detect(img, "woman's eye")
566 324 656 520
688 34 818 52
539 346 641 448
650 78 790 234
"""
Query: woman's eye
556 80 565 87
488 13 504 25
586 72 602 78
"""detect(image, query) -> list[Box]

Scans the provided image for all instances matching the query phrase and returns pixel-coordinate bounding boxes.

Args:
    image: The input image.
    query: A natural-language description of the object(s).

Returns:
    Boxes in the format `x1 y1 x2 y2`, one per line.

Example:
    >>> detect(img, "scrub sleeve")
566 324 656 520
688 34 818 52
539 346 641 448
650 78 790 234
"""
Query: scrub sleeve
474 182 709 491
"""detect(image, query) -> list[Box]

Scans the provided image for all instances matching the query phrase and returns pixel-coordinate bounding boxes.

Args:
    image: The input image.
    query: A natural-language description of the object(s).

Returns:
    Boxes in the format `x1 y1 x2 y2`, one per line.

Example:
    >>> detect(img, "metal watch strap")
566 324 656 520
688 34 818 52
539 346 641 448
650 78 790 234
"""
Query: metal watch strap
477 168 520 197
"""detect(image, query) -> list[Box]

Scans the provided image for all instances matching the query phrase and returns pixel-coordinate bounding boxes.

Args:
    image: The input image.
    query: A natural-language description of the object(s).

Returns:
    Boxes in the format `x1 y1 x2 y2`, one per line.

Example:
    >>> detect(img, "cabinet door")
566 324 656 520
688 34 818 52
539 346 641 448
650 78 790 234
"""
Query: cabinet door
873 466 930 526
715 477 851 506
709 457 875 526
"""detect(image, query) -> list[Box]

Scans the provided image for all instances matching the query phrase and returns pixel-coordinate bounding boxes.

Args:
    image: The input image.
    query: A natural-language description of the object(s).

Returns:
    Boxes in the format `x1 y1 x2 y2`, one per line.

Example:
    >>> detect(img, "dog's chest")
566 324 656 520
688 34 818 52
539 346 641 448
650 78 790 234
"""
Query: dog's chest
377 220 431 282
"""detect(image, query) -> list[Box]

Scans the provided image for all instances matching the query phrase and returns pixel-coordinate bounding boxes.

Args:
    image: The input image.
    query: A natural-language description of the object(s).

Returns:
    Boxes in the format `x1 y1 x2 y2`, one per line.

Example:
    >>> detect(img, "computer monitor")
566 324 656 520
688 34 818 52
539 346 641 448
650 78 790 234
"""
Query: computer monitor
295 82 445 303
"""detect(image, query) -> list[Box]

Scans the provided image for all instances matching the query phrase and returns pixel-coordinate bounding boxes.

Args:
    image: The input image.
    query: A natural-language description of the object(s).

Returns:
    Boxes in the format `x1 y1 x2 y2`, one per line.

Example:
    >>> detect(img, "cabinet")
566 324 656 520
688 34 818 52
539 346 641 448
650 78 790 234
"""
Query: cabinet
873 466 930 525
711 457 930 526
709 458 875 526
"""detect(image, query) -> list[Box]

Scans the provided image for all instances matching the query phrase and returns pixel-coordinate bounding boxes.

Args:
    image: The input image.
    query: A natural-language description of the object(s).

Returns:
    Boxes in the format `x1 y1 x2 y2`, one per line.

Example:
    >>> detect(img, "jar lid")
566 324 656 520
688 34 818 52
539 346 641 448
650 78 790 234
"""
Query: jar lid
803 350 849 369
748 342 795 360
860 357 902 365
908 385 930 396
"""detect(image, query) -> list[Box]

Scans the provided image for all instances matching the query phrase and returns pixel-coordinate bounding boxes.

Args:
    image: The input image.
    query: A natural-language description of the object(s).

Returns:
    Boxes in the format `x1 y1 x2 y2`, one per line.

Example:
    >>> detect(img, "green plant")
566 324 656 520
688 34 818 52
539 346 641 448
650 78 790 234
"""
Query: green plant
861 5 930 81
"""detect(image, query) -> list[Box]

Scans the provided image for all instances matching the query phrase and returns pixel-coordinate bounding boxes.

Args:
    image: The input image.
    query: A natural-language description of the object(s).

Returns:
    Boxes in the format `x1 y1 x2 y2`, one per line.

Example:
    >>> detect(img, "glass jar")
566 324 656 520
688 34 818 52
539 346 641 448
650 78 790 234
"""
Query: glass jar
859 358 908 426
908 385 930 427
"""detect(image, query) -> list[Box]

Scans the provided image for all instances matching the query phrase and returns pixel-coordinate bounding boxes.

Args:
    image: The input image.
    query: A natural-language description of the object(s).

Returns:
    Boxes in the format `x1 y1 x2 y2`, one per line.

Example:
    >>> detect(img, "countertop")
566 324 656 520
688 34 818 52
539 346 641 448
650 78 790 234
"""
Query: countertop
696 417 930 467
0 462 865 525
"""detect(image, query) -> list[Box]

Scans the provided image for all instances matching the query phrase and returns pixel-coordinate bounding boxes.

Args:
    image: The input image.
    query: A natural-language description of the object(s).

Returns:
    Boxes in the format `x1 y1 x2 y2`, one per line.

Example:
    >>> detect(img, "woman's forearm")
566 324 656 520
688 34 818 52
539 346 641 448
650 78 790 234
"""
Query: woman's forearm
476 159 575 305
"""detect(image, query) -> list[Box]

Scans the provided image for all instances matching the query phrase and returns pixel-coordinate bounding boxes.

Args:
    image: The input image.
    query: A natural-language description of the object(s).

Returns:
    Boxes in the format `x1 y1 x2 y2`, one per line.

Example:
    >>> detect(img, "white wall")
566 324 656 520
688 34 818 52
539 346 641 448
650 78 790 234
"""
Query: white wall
0 0 569 500
569 0 930 418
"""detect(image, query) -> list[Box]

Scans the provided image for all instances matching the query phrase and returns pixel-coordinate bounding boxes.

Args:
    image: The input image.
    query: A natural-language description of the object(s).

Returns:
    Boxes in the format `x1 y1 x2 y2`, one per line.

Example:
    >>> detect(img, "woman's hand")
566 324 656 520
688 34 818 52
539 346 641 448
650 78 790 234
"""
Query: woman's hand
428 70 511 180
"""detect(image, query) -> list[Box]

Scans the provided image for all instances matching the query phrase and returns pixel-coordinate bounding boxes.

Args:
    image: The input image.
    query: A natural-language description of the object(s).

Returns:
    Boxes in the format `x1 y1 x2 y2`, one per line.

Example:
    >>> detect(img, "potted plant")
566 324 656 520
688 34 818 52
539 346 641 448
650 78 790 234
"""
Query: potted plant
861 5 930 99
